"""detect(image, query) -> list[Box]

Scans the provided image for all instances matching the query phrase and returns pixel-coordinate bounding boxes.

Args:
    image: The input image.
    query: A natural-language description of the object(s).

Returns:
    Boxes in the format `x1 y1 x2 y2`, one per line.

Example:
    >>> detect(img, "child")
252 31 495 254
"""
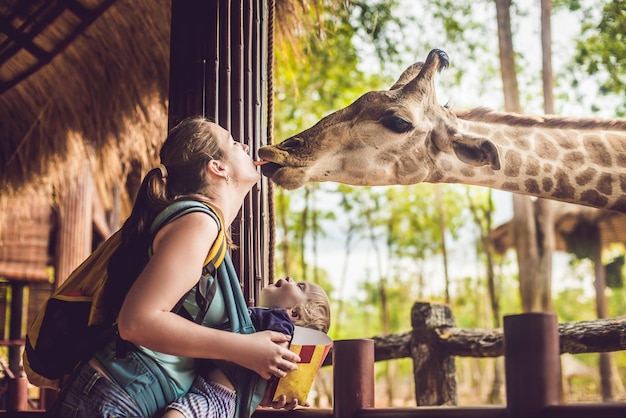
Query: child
163 277 331 418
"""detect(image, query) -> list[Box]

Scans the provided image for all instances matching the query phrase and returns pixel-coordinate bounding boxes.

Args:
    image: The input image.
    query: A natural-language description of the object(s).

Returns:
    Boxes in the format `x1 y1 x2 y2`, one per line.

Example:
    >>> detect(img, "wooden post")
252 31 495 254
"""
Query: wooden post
6 376 28 411
55 160 93 288
6 283 29 409
410 302 458 405
504 313 562 418
333 339 374 418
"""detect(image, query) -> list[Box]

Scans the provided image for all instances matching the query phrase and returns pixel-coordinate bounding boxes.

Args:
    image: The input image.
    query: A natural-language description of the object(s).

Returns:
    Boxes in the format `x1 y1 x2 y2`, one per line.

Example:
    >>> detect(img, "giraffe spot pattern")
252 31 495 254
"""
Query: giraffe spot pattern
616 153 626 168
430 170 444 182
620 175 626 193
542 163 554 174
552 130 578 150
503 151 522 177
535 133 559 159
502 182 521 191
492 130 510 146
584 136 612 167
511 135 531 151
552 170 576 200
525 179 540 195
606 134 626 161
461 166 475 178
440 160 453 171
581 189 609 208
610 196 626 213
575 168 597 186
563 151 585 170
542 178 554 192
524 156 540 176
597 173 613 195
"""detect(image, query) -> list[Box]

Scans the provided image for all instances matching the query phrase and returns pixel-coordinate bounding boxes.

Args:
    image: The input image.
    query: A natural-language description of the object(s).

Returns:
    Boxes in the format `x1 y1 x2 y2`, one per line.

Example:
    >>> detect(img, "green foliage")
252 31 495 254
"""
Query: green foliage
566 0 626 115
272 0 626 404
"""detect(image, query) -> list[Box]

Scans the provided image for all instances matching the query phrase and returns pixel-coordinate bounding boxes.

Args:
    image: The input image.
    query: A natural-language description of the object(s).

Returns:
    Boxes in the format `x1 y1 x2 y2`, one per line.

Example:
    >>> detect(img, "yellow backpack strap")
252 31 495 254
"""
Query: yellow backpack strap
202 204 227 275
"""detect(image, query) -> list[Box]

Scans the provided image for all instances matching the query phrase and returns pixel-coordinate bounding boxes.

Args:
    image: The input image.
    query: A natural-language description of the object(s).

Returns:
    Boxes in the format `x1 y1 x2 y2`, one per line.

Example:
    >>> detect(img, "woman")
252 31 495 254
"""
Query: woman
50 117 301 417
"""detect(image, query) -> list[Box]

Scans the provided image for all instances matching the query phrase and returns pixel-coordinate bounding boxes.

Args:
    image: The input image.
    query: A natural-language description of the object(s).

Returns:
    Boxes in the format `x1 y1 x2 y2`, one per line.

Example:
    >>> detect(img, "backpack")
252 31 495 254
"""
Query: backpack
23 200 227 389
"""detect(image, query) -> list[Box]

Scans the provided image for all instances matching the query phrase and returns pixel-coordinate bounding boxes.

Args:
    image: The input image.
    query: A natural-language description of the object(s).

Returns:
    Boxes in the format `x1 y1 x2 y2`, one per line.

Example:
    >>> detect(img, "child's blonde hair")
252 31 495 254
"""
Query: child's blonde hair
291 284 331 334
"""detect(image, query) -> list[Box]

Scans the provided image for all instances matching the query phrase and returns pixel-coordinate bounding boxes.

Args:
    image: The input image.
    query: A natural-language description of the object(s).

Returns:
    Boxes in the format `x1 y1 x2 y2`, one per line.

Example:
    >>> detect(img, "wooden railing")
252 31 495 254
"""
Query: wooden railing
1 302 625 417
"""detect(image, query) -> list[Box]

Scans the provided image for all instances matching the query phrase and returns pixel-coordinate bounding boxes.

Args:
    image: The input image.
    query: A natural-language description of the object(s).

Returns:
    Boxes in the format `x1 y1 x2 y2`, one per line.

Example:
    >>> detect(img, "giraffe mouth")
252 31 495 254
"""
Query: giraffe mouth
259 162 283 178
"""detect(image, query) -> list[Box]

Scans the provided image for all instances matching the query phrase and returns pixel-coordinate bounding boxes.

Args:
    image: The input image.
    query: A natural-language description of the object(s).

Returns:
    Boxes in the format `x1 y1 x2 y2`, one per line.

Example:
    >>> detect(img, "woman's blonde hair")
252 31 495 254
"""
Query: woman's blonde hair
291 284 331 334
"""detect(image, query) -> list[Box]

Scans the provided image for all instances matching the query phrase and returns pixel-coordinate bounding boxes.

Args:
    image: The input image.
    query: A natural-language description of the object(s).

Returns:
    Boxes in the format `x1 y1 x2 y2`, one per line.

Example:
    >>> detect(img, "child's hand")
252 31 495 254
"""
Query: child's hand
259 391 306 410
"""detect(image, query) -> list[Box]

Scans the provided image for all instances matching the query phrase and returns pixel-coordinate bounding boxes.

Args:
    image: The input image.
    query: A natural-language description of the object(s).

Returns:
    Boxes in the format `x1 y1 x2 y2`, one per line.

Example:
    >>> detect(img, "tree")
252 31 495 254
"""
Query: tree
570 0 626 115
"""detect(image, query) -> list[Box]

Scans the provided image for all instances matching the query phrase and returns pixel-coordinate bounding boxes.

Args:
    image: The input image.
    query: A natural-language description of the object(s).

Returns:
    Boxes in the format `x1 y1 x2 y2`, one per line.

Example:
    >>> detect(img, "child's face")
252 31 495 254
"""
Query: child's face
259 277 309 310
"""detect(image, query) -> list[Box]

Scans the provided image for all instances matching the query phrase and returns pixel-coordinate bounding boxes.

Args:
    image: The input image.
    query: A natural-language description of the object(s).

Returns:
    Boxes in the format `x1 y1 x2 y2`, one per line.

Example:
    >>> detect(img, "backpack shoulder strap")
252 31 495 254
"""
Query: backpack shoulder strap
152 200 227 324
150 200 227 275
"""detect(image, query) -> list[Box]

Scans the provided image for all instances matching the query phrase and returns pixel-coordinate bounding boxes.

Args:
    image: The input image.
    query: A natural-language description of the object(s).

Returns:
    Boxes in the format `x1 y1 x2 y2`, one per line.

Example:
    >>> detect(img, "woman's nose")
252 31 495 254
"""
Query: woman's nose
242 143 249 152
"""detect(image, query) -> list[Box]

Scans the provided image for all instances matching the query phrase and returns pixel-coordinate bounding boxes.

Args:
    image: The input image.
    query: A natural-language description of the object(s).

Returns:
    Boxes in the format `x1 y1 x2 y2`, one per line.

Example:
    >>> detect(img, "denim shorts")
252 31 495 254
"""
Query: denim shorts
49 362 144 418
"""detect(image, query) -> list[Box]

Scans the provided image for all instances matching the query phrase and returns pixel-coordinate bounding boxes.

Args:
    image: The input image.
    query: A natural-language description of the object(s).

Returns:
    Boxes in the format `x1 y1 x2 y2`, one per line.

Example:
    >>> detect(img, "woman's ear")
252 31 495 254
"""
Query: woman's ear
207 159 225 177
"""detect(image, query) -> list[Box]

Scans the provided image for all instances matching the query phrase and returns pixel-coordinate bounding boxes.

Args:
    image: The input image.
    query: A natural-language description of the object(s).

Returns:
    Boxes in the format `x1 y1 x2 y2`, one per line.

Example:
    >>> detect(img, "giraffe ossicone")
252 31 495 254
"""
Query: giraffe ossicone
258 49 626 213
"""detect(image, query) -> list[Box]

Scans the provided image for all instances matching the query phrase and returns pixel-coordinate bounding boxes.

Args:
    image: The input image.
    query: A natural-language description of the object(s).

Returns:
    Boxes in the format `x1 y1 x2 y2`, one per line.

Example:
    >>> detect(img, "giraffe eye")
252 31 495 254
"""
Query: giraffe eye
382 116 413 133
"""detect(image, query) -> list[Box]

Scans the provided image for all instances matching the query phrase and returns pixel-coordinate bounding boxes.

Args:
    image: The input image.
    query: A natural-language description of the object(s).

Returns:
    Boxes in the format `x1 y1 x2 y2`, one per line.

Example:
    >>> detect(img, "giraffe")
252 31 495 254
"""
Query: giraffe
258 49 626 214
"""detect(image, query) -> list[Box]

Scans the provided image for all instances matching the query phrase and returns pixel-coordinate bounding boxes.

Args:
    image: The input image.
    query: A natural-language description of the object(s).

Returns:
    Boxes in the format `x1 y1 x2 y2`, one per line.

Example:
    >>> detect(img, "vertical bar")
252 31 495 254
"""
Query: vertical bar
218 0 231 129
206 1 219 122
249 0 266 300
504 313 562 418
168 0 215 126
8 283 27 410
333 339 375 418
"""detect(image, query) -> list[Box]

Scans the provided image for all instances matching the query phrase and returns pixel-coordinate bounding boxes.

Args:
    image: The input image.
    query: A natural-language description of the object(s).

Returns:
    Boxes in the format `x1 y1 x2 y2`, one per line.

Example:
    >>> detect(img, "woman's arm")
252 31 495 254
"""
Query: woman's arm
117 212 299 380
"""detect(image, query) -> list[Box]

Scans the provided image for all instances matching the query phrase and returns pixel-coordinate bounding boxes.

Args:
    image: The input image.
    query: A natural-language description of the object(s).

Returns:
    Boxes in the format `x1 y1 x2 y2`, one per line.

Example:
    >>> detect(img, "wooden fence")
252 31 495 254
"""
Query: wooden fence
0 302 624 417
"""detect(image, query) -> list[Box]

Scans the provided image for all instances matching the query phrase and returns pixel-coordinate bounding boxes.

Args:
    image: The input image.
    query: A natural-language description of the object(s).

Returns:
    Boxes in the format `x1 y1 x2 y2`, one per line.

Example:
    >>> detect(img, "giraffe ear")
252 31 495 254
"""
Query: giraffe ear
451 132 501 170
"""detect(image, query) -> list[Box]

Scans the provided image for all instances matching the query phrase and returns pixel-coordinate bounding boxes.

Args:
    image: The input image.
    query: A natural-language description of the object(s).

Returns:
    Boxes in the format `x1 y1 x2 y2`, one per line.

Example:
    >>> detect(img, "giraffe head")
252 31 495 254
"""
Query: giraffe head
258 49 501 190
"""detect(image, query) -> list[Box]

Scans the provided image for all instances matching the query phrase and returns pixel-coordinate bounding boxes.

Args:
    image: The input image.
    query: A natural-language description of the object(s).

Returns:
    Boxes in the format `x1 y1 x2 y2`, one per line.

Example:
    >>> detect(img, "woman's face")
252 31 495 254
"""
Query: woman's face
213 123 260 186
259 277 309 309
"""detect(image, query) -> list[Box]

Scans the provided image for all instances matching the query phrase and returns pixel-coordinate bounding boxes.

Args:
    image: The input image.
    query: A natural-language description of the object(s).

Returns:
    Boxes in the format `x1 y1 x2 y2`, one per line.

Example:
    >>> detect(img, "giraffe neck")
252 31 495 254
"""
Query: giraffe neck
431 109 626 213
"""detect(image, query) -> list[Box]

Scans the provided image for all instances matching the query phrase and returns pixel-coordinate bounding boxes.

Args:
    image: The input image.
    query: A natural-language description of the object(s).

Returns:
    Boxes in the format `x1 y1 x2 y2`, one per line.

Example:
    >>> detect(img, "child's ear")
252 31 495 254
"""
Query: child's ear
287 307 300 321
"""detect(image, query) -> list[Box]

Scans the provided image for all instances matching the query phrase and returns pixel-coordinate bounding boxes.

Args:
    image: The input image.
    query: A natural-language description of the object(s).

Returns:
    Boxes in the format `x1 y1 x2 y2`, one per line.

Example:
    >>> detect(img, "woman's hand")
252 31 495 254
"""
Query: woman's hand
234 331 300 380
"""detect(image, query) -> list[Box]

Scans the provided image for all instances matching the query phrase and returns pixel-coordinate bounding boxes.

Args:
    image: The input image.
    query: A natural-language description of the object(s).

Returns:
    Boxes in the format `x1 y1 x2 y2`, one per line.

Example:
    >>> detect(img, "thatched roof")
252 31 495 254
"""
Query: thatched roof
1 0 172 215
0 0 322 218
491 201 626 256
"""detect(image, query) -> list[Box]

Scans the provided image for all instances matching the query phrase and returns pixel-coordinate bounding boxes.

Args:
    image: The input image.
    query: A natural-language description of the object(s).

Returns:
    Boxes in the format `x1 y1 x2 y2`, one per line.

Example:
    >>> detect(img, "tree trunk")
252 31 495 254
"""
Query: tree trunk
538 0 556 314
466 189 503 403
494 0 521 114
590 224 616 401
541 0 554 115
512 194 540 312
435 185 451 304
